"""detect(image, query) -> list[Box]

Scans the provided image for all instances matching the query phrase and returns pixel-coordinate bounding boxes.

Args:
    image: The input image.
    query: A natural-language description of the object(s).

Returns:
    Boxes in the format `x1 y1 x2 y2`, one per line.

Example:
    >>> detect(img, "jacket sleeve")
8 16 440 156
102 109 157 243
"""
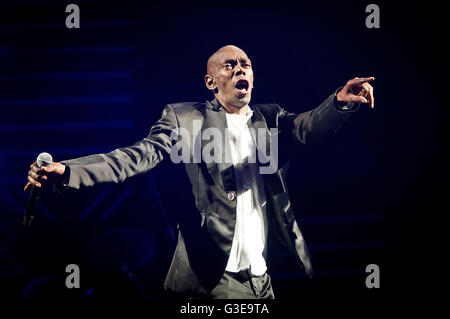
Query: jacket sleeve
59 104 178 190
278 89 359 144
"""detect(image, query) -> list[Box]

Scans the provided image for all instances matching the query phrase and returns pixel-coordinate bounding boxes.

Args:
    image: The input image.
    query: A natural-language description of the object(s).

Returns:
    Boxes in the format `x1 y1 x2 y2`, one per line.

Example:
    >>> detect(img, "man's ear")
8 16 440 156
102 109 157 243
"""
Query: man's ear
204 74 216 91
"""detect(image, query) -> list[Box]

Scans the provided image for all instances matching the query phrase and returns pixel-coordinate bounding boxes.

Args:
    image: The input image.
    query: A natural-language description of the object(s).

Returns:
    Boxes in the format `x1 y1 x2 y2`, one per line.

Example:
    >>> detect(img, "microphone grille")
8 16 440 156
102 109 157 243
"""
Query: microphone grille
37 152 53 168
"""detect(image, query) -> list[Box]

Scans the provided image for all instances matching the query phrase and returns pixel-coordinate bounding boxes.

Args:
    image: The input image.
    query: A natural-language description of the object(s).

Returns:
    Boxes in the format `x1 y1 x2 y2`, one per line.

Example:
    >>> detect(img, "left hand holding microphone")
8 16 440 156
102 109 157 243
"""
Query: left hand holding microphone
24 160 66 191
23 153 66 226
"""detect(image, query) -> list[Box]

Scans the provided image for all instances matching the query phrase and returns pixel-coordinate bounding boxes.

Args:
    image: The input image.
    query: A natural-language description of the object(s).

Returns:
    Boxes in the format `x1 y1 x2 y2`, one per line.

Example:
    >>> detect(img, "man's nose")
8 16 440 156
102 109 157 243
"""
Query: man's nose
234 65 245 77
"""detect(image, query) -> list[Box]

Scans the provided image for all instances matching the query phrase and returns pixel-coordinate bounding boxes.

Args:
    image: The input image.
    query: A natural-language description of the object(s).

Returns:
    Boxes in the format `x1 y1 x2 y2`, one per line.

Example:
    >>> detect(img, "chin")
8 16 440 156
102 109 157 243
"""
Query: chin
234 94 252 107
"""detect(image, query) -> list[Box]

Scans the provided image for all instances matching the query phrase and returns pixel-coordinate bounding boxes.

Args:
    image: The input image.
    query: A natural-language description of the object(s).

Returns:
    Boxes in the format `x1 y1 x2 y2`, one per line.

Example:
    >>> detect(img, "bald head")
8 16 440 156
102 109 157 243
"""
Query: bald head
204 45 254 112
206 45 249 75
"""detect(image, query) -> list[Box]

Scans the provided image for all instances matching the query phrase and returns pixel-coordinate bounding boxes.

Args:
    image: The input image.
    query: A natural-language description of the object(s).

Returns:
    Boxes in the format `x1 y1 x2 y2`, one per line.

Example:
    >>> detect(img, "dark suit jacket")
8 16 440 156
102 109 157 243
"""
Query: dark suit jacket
60 91 357 294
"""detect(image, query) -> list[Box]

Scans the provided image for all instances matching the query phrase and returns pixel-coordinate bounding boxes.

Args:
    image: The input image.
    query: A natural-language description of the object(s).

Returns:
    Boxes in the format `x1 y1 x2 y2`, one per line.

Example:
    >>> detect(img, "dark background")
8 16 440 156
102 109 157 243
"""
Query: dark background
0 0 446 310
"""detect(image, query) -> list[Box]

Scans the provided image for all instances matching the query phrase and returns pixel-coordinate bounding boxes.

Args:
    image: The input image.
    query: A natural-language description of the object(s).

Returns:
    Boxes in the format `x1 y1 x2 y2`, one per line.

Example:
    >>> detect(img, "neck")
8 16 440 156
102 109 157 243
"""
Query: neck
217 98 250 115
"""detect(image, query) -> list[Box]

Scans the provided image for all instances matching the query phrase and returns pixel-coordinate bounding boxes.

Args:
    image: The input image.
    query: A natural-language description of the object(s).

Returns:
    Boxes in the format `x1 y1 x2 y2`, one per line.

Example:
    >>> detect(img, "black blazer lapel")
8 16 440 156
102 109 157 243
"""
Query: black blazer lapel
201 99 236 192
247 106 271 165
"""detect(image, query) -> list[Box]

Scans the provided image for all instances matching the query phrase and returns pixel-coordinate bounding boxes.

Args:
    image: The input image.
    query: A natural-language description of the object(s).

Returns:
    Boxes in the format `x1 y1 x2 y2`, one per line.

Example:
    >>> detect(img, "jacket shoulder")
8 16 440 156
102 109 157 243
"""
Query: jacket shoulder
252 103 283 115
167 101 206 112
165 102 205 120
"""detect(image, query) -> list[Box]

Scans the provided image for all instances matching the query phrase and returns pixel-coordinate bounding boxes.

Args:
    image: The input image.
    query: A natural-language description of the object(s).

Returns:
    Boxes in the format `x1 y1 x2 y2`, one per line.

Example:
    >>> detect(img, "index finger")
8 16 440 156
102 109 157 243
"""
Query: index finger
353 76 375 84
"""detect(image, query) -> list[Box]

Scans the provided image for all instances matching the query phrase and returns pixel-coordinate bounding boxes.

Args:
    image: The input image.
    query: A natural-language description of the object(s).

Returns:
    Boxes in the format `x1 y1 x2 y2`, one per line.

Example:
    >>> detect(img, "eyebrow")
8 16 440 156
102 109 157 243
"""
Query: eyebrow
222 58 251 65
222 59 236 65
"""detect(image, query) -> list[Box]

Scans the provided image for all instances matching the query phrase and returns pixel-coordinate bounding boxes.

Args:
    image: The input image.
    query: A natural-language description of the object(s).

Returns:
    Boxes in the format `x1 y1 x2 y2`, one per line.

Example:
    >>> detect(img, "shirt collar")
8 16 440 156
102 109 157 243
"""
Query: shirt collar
225 109 253 124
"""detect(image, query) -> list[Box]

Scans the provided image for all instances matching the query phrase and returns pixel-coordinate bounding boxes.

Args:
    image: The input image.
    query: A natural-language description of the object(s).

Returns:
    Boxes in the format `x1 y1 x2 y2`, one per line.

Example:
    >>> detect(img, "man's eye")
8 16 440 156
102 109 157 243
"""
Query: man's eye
224 64 232 69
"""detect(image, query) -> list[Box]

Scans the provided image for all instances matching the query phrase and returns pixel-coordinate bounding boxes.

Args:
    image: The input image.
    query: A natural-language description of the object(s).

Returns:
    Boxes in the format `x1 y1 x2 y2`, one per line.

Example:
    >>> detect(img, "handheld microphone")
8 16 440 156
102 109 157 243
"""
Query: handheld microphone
23 152 53 227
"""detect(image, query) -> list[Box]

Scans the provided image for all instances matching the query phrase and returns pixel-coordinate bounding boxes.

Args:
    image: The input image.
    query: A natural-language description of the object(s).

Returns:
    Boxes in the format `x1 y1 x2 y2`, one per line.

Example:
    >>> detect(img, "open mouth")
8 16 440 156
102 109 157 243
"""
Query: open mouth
235 79 249 93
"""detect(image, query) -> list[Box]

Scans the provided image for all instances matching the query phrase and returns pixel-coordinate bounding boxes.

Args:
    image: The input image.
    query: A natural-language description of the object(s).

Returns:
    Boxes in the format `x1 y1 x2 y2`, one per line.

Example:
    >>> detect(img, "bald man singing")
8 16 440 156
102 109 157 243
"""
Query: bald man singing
25 45 374 299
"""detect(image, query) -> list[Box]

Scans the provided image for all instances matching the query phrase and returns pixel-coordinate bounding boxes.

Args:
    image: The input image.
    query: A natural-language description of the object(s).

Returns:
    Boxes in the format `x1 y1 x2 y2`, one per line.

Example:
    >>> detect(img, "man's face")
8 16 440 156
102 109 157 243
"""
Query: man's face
207 47 254 108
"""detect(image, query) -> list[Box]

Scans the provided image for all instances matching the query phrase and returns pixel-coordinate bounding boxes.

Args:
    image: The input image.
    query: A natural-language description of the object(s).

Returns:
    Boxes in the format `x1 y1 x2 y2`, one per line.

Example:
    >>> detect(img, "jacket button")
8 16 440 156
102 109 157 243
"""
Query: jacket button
227 192 235 201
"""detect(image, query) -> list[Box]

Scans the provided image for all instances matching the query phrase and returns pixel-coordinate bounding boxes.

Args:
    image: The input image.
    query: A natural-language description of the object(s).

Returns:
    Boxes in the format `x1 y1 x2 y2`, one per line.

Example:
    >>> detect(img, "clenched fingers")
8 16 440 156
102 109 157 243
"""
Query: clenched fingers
368 83 374 108
29 164 47 181
360 82 374 108
348 94 368 104
29 169 47 181
25 176 41 191
25 161 44 191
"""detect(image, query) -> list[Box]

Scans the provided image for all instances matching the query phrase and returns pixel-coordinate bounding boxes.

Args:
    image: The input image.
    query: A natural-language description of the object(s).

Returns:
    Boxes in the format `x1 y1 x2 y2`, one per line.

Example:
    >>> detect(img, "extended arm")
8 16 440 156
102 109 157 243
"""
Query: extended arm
279 77 374 144
25 104 178 191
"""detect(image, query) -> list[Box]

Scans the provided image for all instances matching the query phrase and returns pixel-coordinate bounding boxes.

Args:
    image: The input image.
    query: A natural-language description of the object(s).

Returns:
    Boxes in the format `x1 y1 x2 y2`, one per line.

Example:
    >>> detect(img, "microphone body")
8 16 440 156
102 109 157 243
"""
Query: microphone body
23 185 43 227
23 152 53 227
